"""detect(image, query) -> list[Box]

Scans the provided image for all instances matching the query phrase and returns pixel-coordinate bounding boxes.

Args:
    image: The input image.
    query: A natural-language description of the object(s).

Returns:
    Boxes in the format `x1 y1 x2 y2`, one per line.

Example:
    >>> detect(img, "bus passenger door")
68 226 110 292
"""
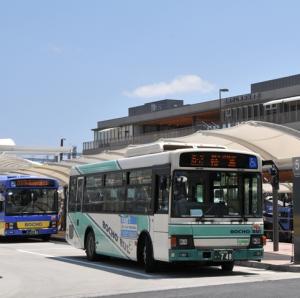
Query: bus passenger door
153 167 170 261
76 177 84 225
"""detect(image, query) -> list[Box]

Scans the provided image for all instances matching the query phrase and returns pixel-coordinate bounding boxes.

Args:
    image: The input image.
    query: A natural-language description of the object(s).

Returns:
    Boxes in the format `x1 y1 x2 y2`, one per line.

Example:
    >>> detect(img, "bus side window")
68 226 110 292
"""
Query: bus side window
156 175 170 213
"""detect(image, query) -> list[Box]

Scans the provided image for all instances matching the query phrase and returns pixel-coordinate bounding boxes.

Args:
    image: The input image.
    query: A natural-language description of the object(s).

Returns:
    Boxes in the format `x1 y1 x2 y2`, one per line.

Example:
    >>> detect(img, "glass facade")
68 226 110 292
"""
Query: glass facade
223 100 300 127
94 125 133 145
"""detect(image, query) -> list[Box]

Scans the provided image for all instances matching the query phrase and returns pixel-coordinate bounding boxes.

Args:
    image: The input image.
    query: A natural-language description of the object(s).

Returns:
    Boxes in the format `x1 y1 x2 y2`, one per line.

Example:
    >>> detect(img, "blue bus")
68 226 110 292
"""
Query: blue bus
0 175 59 240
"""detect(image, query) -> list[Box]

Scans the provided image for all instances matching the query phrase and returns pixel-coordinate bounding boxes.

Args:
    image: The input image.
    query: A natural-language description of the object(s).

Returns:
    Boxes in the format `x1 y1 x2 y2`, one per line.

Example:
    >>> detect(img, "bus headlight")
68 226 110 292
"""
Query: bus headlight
5 223 15 230
250 235 262 247
179 238 188 246
171 235 194 249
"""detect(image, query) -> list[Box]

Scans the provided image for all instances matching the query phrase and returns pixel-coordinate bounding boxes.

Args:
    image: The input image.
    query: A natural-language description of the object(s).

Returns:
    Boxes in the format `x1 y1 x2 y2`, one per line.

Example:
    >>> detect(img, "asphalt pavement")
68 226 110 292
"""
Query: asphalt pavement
51 232 300 272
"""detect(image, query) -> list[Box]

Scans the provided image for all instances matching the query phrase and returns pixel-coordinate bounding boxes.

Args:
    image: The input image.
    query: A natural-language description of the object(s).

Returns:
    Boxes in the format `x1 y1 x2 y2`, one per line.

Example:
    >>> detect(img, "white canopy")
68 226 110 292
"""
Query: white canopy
163 121 300 169
263 183 292 194
263 95 300 106
1 121 300 185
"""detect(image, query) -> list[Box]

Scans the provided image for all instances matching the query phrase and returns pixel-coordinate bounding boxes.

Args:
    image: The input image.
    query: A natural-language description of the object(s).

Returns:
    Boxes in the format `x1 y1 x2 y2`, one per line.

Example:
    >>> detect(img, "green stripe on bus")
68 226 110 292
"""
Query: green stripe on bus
169 224 262 236
75 160 120 175
69 213 128 259
86 214 130 259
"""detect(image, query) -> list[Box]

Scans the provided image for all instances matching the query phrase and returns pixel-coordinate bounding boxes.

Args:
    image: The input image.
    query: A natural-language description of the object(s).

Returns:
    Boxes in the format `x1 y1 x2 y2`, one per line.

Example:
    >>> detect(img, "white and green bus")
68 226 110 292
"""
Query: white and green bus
66 143 264 272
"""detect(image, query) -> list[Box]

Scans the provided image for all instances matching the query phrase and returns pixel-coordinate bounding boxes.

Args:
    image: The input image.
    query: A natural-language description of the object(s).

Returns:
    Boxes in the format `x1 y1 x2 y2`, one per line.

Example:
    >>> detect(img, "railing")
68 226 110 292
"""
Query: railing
83 108 300 154
228 110 300 127
83 122 219 153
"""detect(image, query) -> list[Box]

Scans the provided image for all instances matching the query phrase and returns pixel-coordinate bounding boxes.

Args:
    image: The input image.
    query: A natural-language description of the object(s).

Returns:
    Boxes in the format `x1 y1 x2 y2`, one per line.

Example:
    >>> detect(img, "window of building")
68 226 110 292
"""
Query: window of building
248 105 253 118
243 106 248 120
239 107 243 121
260 104 264 118
254 105 258 118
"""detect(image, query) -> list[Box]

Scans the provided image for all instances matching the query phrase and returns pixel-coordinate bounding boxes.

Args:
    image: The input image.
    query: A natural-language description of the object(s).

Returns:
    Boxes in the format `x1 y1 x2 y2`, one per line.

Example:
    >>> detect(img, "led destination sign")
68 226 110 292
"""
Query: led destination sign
180 152 258 169
11 179 55 188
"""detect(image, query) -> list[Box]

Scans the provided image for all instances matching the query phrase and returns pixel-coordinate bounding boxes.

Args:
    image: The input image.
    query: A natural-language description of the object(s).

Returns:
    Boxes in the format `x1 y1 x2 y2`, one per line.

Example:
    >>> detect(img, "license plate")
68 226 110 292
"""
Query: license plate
214 250 233 261
28 230 38 235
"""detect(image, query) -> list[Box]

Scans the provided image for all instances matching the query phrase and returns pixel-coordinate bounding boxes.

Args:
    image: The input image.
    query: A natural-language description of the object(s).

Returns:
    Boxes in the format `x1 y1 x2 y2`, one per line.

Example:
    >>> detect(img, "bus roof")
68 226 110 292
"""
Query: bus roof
72 147 262 176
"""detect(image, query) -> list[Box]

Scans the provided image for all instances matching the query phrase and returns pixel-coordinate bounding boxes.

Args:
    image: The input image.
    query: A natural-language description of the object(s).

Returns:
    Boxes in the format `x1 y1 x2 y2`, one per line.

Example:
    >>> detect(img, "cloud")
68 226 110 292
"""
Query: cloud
124 75 215 98
48 44 64 55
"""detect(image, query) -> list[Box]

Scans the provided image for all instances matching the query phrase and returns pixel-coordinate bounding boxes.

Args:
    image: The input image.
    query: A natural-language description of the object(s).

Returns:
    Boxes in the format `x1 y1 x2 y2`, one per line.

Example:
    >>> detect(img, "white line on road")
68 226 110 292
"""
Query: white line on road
17 249 151 278
17 247 75 251
17 249 53 258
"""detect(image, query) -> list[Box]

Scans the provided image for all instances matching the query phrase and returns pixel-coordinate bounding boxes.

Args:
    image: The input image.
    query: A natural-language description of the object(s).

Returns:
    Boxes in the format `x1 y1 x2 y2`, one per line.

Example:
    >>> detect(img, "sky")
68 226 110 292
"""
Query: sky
1 0 300 151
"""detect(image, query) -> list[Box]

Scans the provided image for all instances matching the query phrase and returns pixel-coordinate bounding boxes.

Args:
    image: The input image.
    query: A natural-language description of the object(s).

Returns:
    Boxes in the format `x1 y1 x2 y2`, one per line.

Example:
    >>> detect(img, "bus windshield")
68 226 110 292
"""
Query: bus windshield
5 189 58 215
172 170 261 218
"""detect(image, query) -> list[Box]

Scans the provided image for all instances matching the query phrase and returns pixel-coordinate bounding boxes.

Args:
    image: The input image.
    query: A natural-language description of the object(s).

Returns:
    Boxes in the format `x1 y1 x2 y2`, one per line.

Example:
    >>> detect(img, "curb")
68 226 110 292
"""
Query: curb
236 261 300 272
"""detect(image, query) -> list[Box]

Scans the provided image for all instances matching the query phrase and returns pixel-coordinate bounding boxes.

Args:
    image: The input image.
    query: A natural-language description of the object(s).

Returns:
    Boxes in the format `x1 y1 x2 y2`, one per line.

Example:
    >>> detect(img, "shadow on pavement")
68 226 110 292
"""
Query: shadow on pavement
48 254 258 280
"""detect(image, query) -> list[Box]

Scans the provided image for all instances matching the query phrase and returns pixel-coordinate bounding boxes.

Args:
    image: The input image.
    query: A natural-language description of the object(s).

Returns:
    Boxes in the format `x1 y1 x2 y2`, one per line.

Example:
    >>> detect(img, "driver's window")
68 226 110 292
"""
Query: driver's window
173 175 188 200
196 184 204 203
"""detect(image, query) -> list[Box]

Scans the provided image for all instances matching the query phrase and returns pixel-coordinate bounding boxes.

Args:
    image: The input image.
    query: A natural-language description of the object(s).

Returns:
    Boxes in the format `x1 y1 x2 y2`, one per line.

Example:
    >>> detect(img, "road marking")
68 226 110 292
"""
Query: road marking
17 247 74 251
17 249 151 278
17 249 53 258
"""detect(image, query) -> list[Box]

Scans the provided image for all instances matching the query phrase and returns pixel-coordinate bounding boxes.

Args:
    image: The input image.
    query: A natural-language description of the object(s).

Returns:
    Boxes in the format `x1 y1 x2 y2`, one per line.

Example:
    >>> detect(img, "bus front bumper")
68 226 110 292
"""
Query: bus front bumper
4 228 57 236
169 248 263 262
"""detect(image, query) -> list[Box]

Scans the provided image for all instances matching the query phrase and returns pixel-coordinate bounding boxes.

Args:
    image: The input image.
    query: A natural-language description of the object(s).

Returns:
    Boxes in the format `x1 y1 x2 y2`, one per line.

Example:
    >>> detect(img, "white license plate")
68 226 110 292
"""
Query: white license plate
214 250 233 261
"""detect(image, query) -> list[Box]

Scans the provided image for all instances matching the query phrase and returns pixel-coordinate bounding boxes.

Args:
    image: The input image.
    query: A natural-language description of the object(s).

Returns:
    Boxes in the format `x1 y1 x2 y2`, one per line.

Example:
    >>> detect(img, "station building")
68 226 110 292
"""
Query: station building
83 73 300 155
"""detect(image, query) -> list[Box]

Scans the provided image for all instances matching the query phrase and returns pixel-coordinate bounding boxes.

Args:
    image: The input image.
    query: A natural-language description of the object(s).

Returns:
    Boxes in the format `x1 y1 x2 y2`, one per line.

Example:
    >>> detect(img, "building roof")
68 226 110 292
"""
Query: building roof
95 99 219 130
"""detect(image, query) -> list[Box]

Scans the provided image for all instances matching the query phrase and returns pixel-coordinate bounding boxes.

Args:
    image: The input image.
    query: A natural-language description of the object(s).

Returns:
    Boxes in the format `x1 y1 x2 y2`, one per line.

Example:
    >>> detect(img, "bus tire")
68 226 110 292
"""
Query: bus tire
221 261 234 272
85 231 98 261
141 236 156 273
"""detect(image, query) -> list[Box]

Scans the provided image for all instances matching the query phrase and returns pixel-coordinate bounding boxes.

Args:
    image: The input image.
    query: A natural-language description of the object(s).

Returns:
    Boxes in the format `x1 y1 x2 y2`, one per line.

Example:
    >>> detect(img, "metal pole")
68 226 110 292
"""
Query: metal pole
60 138 65 162
219 90 222 128
292 157 300 263
219 89 229 129
273 186 279 251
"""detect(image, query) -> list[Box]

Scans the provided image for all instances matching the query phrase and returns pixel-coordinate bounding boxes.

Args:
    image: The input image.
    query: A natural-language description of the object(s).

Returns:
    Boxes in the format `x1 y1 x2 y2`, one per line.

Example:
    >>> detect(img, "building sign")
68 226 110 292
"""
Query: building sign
293 157 300 177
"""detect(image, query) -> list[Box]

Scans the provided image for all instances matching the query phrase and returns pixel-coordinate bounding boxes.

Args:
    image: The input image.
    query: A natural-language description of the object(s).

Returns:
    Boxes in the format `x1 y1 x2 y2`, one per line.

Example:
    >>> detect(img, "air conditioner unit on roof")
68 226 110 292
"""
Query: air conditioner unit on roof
125 141 227 157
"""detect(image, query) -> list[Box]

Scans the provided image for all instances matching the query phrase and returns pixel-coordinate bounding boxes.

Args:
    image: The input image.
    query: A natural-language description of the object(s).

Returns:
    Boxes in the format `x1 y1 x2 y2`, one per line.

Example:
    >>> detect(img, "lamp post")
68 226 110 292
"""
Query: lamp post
219 88 229 128
60 138 66 161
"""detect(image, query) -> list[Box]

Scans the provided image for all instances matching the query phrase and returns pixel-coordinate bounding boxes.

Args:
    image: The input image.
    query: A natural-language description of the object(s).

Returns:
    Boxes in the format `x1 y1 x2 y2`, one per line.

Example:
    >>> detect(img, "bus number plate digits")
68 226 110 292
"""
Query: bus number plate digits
28 230 38 235
214 250 233 261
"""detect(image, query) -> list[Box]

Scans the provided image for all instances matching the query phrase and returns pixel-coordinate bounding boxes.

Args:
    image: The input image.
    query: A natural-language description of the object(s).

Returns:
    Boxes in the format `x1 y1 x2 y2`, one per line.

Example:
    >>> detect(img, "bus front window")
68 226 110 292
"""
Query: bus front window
6 189 58 215
172 170 262 218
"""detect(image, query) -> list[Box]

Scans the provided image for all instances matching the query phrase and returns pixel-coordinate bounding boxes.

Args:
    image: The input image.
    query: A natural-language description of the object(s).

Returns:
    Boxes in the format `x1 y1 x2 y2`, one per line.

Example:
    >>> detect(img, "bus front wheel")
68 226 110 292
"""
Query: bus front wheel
141 237 156 273
221 261 234 272
85 231 97 261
